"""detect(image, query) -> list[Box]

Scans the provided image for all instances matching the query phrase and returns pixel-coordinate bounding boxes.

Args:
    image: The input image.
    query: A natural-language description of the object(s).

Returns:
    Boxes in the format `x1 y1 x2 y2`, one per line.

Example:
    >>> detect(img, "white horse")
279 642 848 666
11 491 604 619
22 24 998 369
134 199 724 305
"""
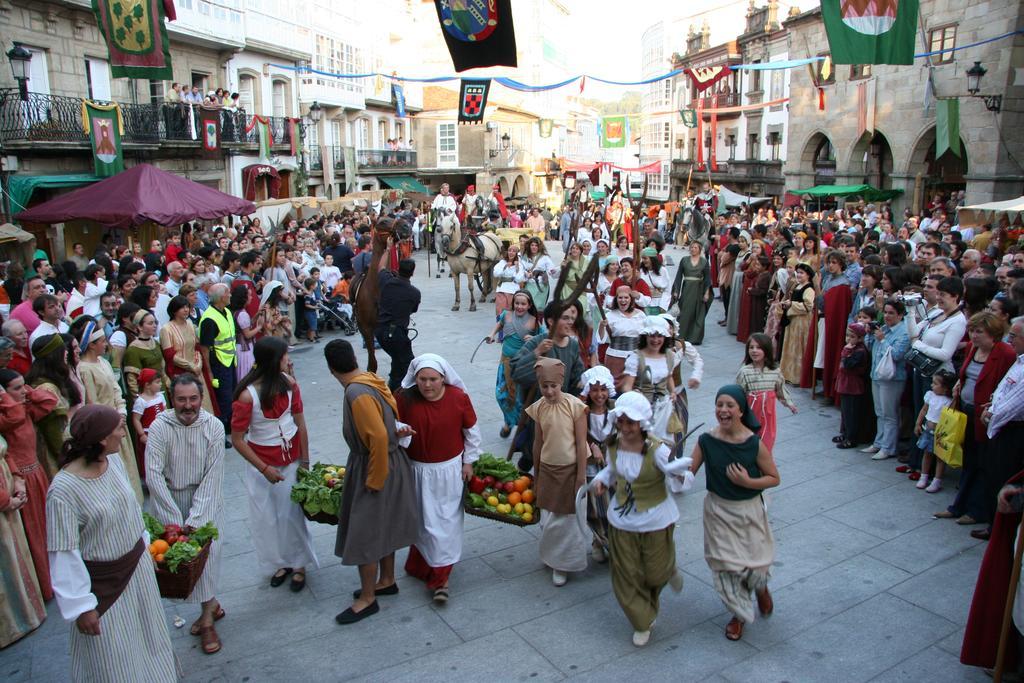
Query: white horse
436 209 503 311
678 204 711 247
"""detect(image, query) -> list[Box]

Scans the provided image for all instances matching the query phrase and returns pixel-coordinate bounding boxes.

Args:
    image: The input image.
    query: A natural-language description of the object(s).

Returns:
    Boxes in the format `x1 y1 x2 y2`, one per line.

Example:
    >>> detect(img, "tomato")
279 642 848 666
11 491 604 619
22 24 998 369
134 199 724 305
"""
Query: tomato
177 536 190 545
469 476 486 495
482 476 496 488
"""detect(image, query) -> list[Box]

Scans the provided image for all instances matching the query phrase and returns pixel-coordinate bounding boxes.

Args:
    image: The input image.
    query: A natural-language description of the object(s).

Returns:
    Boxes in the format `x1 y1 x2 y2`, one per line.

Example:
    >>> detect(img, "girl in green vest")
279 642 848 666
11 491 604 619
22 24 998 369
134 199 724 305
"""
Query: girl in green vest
592 391 693 648
690 384 780 642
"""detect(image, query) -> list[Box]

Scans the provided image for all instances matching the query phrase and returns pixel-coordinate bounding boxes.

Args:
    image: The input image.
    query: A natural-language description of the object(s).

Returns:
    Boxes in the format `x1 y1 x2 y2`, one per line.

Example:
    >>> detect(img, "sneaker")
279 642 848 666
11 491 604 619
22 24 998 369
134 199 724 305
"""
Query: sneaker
552 570 567 587
916 475 930 490
861 446 881 454
908 471 922 481
632 629 651 647
871 450 892 460
926 479 943 494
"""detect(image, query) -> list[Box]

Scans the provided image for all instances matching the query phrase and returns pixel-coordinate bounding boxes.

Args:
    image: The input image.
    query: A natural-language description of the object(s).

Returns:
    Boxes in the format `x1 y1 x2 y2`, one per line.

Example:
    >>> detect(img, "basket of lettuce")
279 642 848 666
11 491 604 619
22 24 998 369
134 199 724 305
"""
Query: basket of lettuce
144 512 219 599
291 463 345 525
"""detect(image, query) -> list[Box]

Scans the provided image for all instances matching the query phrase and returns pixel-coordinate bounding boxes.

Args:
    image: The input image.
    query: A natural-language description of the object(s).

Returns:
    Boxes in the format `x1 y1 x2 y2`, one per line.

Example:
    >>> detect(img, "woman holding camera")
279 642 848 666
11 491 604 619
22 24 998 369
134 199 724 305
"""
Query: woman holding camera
862 299 910 460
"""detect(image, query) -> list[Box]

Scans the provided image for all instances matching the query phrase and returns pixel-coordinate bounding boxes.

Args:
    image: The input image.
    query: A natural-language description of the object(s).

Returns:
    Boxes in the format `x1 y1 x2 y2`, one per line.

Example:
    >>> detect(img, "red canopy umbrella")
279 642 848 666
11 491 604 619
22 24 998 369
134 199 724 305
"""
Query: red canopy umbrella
15 164 255 229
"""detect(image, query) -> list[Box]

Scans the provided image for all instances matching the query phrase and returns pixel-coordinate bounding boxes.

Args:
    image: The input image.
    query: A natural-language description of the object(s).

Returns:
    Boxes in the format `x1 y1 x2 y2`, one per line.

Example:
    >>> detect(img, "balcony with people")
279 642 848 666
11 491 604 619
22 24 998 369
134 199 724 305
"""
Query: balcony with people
0 89 296 151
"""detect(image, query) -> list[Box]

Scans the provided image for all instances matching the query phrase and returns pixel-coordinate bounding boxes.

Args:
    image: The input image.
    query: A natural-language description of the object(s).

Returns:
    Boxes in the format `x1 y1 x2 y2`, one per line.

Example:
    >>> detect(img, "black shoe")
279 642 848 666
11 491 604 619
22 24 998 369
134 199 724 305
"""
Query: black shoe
290 572 307 592
352 583 399 599
335 600 379 625
270 567 293 587
832 436 845 443
836 441 857 449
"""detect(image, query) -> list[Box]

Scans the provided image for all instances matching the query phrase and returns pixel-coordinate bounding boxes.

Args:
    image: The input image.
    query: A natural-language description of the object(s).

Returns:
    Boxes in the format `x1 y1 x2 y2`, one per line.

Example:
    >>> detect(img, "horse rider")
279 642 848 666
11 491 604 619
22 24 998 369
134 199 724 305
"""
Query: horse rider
431 183 459 254
461 185 482 224
375 258 421 392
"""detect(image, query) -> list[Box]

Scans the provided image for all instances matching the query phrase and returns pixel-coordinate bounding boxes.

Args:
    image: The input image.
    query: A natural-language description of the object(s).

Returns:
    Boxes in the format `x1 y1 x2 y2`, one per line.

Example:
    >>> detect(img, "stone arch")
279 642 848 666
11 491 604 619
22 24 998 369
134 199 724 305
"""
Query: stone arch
498 176 510 196
798 130 837 184
905 125 969 211
846 131 894 189
236 68 262 114
512 174 526 197
269 75 293 117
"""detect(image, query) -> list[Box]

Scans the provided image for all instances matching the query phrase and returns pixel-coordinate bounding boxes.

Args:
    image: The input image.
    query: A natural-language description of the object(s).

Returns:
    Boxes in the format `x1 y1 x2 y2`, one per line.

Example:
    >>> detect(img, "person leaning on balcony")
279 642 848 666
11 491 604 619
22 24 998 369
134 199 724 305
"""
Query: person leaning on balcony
166 82 182 104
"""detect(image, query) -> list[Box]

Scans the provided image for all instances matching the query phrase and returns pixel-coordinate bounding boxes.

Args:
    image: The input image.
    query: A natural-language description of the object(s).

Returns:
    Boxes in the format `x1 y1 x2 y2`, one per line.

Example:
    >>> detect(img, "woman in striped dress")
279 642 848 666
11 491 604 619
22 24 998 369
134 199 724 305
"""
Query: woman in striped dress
46 404 175 682
145 374 225 654
1 444 46 647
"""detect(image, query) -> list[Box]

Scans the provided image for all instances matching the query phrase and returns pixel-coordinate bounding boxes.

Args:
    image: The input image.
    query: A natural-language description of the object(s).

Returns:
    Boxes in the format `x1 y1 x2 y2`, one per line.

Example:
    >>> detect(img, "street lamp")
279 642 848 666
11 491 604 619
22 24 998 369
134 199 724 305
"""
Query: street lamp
308 101 322 123
7 44 31 101
965 61 1002 113
500 132 511 150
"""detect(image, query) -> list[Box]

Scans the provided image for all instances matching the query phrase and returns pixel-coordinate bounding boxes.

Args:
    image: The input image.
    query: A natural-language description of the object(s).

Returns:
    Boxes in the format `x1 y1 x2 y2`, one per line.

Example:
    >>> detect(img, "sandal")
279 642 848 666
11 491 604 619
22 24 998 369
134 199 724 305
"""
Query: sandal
433 587 450 604
270 568 293 587
199 624 222 654
290 572 307 593
190 605 226 636
725 617 744 641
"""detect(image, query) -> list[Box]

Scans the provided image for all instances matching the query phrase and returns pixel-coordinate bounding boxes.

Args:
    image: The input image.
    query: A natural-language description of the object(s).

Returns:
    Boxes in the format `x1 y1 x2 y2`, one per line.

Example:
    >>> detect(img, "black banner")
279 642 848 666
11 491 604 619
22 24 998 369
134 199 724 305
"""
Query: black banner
458 79 491 125
434 0 517 73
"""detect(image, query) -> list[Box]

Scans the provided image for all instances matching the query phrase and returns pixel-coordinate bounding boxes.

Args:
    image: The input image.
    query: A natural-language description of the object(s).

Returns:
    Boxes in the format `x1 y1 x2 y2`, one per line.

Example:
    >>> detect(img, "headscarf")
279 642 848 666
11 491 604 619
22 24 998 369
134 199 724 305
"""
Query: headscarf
716 384 761 432
260 280 283 308
847 322 868 339
69 404 121 447
33 333 65 359
640 246 659 259
579 366 616 398
642 316 671 337
138 368 158 386
608 391 652 428
534 357 565 386
79 319 104 350
400 353 468 392
131 309 150 327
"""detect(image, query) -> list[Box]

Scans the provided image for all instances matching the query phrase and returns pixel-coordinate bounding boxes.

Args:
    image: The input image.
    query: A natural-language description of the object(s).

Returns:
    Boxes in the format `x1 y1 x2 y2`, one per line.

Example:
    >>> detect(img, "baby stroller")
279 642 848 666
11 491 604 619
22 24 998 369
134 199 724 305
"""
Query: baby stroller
318 296 358 336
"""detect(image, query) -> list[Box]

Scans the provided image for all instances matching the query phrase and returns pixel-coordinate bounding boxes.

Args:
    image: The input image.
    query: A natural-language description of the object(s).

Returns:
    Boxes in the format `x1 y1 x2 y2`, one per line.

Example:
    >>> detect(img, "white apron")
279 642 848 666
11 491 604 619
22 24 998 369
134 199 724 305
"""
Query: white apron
411 454 464 567
242 460 319 573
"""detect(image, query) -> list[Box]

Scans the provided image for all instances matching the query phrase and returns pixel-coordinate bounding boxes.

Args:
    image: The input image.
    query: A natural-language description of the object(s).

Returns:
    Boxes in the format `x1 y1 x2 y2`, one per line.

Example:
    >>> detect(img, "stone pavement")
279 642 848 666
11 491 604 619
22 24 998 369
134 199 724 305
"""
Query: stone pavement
2 244 993 682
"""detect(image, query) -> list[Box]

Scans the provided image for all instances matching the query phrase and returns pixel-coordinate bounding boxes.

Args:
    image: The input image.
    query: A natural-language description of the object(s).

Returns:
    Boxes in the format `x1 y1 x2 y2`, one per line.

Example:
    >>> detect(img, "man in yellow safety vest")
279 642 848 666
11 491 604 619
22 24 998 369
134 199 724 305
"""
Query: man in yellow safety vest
199 283 237 447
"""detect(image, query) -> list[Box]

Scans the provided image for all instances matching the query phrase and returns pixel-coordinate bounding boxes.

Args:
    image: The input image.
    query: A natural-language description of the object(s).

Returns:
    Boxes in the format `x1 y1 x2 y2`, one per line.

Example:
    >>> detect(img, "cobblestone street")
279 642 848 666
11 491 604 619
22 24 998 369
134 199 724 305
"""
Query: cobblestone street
2 246 991 682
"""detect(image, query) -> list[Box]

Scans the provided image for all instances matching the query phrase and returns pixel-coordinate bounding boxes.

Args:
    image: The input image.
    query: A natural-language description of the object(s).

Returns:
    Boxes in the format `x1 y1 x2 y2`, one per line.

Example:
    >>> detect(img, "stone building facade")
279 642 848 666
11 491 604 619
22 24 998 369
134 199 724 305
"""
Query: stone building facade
783 2 1024 210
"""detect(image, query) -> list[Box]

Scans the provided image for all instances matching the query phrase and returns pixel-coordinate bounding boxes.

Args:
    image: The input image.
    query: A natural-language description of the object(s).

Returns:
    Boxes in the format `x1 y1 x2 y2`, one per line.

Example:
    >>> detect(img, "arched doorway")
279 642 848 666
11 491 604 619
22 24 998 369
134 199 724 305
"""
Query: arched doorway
907 126 968 212
498 177 510 196
850 131 893 189
512 175 526 198
800 132 836 186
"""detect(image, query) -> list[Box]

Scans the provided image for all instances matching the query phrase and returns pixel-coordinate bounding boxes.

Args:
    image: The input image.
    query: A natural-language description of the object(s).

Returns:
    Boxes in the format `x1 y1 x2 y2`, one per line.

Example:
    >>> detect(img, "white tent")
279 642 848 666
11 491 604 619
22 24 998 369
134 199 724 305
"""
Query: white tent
956 196 1024 227
718 185 773 209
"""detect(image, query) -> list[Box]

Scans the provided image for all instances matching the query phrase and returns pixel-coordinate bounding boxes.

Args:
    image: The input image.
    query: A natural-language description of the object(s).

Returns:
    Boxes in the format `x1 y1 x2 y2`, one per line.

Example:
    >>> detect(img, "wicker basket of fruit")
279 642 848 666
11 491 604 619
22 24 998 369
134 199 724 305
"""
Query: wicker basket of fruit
464 454 538 527
291 463 345 525
144 513 219 599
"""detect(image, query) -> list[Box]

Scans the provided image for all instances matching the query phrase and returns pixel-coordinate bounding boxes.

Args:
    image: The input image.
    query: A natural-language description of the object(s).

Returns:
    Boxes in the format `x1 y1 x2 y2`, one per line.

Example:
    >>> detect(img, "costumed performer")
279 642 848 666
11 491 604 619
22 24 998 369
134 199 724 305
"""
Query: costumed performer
690 385 780 642
580 366 615 562
591 391 691 647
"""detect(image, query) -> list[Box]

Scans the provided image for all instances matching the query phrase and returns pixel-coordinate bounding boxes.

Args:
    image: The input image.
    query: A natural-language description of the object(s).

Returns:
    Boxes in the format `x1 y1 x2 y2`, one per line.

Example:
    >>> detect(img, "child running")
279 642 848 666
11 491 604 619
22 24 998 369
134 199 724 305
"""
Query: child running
580 365 616 563
735 333 797 451
487 291 541 438
524 357 589 586
914 369 956 493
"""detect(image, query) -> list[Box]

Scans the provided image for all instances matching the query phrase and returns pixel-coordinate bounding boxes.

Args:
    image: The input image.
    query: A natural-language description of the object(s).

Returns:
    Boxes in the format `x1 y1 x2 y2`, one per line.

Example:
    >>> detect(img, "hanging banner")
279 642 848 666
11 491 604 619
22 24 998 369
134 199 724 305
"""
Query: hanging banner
680 109 698 128
936 99 960 158
709 94 719 172
538 119 553 138
92 0 175 79
695 98 705 170
288 118 300 156
246 115 272 159
199 106 220 159
434 0 517 73
321 143 336 198
458 79 491 125
821 0 919 65
856 79 876 138
686 65 732 93
393 83 406 118
600 116 627 149
702 97 790 115
81 100 124 177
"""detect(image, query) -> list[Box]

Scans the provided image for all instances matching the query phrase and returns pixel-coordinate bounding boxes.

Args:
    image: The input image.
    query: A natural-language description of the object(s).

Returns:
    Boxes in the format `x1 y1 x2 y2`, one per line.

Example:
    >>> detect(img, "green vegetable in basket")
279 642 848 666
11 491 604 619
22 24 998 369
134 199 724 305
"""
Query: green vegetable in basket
291 463 343 517
468 493 485 509
164 540 200 573
143 511 164 539
473 454 519 482
190 522 219 547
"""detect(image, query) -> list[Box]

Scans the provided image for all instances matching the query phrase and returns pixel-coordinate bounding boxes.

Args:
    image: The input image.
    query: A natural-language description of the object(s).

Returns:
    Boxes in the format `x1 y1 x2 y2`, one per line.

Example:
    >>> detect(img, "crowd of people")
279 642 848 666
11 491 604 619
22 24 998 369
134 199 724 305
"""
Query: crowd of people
1 184 1024 678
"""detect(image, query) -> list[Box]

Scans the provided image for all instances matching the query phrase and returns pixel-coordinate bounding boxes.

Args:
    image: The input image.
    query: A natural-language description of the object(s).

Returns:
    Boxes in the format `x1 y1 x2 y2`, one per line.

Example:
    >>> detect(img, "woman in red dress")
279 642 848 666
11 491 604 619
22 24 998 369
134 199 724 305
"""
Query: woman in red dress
0 368 59 600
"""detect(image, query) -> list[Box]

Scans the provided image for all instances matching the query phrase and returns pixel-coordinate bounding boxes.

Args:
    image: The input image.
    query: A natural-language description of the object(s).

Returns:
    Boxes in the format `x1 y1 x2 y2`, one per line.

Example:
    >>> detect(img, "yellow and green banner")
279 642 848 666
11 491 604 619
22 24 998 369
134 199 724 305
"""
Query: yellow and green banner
246 115 272 159
600 116 627 149
936 98 960 158
82 100 124 177
92 0 174 79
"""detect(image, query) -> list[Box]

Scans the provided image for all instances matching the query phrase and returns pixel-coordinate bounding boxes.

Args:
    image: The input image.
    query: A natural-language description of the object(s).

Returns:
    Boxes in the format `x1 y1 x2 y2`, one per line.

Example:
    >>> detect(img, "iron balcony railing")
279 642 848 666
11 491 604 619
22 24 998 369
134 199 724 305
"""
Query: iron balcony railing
0 89 295 148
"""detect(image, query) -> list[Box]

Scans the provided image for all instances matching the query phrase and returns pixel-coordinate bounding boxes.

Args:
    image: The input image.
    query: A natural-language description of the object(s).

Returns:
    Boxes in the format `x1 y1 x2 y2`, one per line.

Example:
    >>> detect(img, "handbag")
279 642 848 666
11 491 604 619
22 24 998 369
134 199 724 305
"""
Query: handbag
875 346 895 381
933 403 967 468
905 347 943 377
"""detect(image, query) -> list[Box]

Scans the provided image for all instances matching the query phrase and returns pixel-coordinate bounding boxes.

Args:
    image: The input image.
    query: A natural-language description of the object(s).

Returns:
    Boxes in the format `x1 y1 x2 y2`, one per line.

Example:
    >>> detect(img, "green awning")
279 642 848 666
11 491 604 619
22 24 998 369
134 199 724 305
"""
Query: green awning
379 175 429 194
792 184 904 202
8 174 103 215
589 189 607 200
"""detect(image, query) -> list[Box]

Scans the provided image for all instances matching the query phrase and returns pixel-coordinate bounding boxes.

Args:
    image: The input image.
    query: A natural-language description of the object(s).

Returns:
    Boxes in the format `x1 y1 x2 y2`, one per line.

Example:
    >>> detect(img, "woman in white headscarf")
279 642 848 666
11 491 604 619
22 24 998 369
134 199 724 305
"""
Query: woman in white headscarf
592 391 692 647
395 354 482 604
258 281 292 341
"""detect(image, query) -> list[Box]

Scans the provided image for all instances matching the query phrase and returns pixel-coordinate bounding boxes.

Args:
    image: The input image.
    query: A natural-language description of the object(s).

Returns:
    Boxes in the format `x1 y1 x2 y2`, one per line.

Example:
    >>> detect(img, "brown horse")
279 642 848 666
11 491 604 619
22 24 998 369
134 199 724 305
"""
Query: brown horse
353 217 398 373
